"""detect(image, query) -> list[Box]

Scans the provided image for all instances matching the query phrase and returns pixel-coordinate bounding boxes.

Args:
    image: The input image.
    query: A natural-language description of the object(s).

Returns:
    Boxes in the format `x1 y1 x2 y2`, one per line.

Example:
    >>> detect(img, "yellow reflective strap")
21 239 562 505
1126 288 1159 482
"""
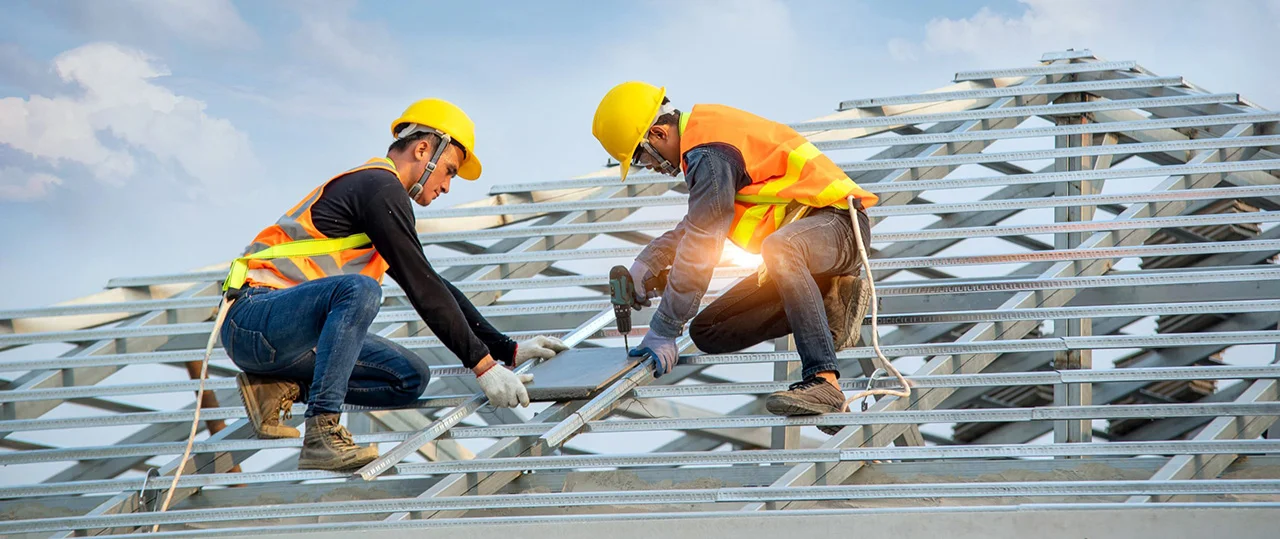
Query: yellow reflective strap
731 204 773 248
222 234 373 291
803 177 857 209
223 261 249 293
772 204 786 230
758 142 821 198
735 193 792 205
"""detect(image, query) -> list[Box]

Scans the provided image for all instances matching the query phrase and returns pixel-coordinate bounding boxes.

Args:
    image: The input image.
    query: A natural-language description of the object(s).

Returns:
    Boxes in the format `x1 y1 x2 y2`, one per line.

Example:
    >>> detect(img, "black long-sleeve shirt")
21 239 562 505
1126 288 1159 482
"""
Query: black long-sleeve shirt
308 168 517 368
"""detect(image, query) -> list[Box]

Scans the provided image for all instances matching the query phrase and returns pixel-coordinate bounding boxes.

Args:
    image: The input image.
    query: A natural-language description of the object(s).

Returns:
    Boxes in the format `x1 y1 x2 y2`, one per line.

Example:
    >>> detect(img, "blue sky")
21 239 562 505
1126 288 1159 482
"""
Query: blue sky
2 0 1279 310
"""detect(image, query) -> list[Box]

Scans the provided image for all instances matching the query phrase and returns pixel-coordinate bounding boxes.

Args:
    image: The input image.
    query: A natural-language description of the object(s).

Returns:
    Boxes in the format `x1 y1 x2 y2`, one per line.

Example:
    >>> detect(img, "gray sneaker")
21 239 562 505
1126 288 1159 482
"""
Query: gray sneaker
298 413 379 471
765 376 849 436
825 274 871 349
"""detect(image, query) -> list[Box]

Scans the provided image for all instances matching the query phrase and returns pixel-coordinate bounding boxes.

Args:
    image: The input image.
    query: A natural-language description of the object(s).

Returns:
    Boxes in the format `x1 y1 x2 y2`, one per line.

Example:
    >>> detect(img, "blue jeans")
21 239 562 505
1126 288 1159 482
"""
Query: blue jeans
220 274 431 417
690 207 869 379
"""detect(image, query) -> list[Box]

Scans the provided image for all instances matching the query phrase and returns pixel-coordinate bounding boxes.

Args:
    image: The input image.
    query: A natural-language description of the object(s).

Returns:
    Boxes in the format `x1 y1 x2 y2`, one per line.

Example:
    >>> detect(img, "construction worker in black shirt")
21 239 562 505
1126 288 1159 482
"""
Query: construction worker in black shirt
222 99 568 471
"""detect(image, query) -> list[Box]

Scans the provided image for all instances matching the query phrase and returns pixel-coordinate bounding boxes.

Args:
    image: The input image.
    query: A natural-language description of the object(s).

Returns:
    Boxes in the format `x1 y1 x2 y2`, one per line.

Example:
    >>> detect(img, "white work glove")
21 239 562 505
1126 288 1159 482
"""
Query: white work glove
514 335 569 365
476 364 533 408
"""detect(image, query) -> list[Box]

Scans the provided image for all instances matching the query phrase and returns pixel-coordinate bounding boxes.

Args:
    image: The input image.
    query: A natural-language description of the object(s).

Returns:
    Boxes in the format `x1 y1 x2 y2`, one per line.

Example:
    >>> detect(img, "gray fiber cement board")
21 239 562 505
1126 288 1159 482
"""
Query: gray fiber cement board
524 347 642 401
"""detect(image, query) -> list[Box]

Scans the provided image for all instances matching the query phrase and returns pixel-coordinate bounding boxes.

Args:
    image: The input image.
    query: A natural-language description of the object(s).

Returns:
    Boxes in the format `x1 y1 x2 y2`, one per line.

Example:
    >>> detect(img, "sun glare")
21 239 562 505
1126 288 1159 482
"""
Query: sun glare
726 247 764 269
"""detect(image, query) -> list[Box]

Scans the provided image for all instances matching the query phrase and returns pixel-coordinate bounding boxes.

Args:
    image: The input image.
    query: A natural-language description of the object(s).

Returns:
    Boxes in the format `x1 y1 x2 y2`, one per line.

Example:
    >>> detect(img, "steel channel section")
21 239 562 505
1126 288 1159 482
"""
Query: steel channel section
493 151 1280 200
837 134 1280 174
838 76 1184 110
817 112 1280 153
745 95 1263 510
953 60 1139 81
6 440 1280 500
788 93 1236 134
23 293 1278 362
5 318 1274 399
630 365 1280 398
6 339 1277 433
6 401 1278 469
6 479 1280 534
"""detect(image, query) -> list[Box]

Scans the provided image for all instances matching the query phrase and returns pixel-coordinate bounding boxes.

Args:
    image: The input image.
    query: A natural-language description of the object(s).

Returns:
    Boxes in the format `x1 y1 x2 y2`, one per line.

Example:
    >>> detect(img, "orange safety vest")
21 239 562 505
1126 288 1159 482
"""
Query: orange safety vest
241 158 395 289
678 104 879 254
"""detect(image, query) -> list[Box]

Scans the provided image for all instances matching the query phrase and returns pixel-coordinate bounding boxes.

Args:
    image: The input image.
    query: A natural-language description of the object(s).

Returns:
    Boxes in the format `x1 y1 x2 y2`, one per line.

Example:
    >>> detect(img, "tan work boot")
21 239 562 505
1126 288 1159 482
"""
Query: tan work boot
298 413 379 471
765 376 849 436
824 274 871 349
236 372 301 439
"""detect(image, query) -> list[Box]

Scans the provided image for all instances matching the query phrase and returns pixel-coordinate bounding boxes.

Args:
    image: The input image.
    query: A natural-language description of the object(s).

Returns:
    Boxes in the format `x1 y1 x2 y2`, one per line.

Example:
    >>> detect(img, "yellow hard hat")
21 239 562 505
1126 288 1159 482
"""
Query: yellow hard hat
592 81 665 181
391 98 482 180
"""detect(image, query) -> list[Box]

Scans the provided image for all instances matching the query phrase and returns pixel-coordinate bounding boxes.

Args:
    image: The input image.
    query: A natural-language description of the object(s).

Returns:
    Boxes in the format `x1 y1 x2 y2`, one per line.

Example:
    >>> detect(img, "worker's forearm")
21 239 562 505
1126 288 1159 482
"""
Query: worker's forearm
649 148 736 337
637 218 687 273
443 279 518 364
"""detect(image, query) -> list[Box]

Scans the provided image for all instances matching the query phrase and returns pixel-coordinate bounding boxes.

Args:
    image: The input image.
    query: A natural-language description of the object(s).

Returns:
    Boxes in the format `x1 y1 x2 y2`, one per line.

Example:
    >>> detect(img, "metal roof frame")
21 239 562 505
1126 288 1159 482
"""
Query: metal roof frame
2 49 1279 536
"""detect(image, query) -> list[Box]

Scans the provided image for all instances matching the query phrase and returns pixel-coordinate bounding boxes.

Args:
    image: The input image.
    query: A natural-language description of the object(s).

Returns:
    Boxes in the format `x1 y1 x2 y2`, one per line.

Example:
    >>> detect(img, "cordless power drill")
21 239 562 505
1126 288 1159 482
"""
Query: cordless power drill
608 265 669 349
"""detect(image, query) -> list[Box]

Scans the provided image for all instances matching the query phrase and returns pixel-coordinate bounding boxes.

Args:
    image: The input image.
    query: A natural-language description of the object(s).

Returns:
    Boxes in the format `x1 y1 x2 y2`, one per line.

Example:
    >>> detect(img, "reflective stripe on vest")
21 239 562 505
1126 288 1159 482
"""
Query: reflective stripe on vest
231 158 396 290
678 104 879 253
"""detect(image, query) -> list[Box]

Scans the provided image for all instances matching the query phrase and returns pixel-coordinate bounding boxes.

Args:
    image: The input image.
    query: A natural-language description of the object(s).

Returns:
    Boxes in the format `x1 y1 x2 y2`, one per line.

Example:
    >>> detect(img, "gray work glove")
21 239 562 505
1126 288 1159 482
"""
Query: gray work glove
629 331 679 378
476 365 533 408
629 260 657 308
514 335 569 365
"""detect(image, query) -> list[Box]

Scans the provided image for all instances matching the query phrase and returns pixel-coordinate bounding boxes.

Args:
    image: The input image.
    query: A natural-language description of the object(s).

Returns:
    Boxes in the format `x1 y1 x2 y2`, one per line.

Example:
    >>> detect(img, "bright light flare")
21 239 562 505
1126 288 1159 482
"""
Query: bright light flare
725 247 764 269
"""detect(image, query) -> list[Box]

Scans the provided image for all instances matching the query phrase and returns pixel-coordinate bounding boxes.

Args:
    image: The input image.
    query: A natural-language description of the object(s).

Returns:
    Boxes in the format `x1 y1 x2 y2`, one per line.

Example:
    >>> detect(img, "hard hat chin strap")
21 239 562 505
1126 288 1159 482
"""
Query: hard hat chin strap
636 140 679 177
402 128 452 199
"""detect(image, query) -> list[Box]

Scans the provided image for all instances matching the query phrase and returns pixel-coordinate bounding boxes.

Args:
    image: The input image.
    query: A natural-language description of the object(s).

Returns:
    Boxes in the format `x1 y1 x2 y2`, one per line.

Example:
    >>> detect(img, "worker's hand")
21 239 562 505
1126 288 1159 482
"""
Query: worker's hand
474 357 533 407
629 261 656 308
629 331 679 378
514 335 569 365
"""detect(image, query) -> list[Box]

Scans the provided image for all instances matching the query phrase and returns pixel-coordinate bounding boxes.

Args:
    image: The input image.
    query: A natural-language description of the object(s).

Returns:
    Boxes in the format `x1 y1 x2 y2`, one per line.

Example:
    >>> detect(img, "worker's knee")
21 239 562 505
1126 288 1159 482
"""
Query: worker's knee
689 313 736 354
761 233 802 273
399 356 431 401
332 275 382 313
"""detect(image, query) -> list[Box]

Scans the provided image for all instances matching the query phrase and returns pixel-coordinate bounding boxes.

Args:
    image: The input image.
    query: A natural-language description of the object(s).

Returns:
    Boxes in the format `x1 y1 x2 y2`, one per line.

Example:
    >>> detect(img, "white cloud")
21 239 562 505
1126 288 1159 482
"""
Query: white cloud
0 43 261 198
288 1 399 77
53 0 259 50
0 167 63 201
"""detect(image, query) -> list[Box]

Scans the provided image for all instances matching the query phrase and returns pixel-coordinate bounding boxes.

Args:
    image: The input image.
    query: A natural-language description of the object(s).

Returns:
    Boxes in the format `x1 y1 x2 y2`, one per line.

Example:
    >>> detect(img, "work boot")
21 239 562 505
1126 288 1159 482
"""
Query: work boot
236 372 301 439
825 274 871 349
298 413 379 471
765 375 849 436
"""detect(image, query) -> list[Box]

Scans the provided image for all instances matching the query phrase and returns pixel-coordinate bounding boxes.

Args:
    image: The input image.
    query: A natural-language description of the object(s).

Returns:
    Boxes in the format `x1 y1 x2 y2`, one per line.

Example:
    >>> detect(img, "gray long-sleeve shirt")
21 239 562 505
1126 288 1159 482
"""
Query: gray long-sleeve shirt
637 143 750 338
